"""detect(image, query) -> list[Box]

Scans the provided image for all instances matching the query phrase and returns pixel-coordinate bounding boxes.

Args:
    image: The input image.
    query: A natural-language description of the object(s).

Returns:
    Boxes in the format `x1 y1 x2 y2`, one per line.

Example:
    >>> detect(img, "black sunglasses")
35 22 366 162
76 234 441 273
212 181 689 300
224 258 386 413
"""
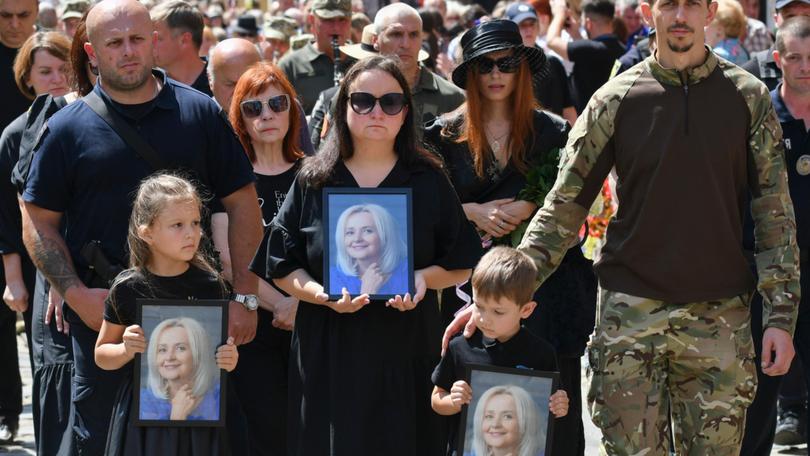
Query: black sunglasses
240 94 290 118
349 92 407 116
475 55 522 74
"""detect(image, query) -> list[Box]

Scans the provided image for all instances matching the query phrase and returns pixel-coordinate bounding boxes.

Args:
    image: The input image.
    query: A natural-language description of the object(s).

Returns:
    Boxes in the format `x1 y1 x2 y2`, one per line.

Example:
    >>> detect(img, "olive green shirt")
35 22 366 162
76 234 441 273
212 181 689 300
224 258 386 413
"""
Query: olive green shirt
278 43 337 115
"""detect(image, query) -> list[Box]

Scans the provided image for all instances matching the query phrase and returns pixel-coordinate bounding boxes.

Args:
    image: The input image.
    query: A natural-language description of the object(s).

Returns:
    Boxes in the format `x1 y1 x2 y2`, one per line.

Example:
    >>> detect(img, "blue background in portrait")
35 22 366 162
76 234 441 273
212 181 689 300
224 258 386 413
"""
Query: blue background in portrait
138 305 223 419
462 370 552 455
326 192 410 296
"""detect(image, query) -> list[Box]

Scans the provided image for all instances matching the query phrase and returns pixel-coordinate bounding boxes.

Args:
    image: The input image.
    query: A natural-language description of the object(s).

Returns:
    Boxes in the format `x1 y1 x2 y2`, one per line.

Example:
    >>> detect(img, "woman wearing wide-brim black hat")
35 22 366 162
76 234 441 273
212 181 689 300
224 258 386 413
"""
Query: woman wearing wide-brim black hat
426 21 596 454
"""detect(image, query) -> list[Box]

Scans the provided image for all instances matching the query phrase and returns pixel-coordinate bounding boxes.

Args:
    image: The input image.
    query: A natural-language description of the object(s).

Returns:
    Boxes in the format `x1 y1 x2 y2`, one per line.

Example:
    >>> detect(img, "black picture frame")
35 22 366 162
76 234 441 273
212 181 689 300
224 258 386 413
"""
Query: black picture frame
458 364 559 456
134 299 228 427
322 187 415 300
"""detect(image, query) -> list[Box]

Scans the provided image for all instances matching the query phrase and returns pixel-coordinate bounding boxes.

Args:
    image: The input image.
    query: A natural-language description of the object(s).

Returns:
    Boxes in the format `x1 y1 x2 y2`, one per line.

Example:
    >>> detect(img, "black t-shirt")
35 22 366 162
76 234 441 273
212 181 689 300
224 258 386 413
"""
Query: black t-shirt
1 43 32 131
104 266 227 326
568 34 626 113
534 53 574 115
256 162 299 228
0 112 27 255
431 328 558 455
191 59 213 97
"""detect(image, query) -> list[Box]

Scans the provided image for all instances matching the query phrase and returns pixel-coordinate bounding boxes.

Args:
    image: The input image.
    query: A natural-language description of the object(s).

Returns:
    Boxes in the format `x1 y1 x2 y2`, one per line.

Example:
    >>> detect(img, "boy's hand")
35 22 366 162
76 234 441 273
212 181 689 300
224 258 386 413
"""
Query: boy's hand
216 337 239 372
122 324 146 358
549 389 569 417
450 380 472 409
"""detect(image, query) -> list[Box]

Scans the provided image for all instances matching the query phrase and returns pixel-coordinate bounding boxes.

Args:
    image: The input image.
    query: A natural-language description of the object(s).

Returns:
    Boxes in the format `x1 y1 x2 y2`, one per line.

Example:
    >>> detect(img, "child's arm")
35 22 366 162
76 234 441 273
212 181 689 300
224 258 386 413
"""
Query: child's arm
431 380 472 416
549 389 569 418
215 336 239 372
94 320 146 371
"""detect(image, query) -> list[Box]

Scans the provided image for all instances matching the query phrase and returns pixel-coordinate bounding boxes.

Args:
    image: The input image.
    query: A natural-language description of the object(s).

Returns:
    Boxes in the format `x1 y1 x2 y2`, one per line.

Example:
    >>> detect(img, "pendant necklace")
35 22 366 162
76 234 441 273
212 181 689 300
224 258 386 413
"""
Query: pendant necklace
485 124 510 155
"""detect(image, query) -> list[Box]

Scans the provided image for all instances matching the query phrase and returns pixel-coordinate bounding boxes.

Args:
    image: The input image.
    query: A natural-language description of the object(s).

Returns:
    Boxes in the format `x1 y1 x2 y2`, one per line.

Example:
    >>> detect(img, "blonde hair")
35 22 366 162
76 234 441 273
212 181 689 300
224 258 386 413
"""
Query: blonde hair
713 0 747 39
334 204 406 277
146 317 218 399
472 385 543 456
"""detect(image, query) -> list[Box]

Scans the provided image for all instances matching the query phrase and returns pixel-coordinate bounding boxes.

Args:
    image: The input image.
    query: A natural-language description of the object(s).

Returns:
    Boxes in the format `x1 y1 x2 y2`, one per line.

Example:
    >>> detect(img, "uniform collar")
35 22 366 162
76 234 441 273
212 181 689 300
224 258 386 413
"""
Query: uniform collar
301 42 328 62
771 83 797 124
413 66 438 94
645 45 718 86
95 68 176 111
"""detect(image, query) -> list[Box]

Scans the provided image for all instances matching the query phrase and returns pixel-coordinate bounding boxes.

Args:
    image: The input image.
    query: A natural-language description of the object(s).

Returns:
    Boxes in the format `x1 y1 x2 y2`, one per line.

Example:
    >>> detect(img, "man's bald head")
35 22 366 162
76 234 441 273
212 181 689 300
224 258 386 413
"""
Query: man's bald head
208 38 261 110
374 3 422 32
84 0 155 94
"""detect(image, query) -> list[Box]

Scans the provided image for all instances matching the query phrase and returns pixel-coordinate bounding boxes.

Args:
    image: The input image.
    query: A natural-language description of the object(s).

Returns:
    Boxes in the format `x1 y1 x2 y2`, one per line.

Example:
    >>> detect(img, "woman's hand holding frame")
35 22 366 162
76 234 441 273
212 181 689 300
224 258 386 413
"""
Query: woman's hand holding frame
314 287 371 314
386 269 427 311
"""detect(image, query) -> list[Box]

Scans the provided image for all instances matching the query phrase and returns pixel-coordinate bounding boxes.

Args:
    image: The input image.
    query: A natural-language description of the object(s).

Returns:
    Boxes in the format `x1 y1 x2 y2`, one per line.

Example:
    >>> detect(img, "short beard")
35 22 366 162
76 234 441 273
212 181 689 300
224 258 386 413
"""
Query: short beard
667 40 694 53
98 63 153 92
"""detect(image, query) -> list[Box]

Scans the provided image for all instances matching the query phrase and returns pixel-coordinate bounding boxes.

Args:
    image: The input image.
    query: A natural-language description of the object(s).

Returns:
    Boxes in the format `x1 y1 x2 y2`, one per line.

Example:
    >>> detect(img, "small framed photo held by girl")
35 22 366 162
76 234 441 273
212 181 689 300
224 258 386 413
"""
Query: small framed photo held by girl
322 187 414 300
459 364 559 456
134 299 229 427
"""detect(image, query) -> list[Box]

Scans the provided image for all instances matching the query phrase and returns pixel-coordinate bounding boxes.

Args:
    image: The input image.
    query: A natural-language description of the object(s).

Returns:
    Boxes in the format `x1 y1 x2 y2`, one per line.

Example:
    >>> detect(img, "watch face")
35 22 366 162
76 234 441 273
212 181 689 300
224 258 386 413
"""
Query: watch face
246 295 259 310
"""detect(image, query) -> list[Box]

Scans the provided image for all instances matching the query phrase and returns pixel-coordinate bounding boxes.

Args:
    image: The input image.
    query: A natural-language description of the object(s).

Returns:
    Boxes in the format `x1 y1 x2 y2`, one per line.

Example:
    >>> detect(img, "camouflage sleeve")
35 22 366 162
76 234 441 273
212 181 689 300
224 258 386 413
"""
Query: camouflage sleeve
517 72 636 288
746 84 800 334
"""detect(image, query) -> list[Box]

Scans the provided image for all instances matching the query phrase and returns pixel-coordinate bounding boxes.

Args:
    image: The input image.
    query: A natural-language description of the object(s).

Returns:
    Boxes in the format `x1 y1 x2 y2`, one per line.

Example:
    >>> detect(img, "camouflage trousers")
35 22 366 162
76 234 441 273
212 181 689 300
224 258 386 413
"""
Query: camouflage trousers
586 288 757 456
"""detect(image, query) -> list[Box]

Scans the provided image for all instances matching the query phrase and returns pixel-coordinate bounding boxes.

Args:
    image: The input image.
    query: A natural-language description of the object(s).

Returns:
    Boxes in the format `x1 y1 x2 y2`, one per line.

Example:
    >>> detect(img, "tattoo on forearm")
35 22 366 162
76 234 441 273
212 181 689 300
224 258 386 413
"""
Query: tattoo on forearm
27 228 80 296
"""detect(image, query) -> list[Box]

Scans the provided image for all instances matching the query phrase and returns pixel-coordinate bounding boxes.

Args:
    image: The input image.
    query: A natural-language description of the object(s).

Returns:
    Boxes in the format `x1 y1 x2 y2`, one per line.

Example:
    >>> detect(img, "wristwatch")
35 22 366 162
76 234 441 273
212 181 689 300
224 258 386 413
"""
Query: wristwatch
231 293 259 311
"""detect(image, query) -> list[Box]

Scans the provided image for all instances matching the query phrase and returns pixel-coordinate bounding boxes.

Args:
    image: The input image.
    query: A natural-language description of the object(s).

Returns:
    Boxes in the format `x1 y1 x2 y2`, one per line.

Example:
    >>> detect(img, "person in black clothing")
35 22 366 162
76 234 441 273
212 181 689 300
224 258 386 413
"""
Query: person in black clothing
95 173 243 456
215 62 304 456
425 19 595 456
261 55 482 455
150 0 212 96
613 28 655 75
0 0 37 131
21 1 262 453
545 0 626 113
431 247 569 456
0 30 71 449
504 1 577 125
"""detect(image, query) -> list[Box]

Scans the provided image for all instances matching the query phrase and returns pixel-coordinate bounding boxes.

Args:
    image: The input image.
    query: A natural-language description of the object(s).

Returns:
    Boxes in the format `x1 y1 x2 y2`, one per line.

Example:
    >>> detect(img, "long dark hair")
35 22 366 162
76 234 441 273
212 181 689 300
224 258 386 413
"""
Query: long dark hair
298 55 441 188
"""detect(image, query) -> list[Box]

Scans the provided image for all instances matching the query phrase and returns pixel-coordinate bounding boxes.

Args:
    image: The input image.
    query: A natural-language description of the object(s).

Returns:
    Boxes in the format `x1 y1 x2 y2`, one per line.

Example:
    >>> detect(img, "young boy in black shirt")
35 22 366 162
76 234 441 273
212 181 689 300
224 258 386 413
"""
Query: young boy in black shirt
431 246 569 455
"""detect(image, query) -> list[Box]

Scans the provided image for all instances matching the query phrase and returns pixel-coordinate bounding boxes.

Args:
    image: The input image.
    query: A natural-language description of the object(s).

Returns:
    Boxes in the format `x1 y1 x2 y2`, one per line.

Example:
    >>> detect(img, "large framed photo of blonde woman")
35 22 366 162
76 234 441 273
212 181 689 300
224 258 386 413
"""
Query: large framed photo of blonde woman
322 187 414 300
134 299 228 427
459 364 559 456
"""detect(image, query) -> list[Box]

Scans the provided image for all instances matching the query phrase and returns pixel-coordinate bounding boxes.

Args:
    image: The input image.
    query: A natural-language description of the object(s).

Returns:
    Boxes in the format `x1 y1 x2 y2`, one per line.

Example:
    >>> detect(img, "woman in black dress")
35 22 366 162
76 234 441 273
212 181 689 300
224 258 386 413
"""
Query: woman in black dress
261 55 482 455
213 61 304 456
426 20 597 456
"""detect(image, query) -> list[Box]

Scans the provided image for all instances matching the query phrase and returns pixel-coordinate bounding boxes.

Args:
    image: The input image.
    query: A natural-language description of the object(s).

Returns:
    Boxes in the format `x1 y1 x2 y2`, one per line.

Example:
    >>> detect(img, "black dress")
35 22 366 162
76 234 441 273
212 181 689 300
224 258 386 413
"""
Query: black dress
262 159 482 455
424 109 597 456
103 266 247 456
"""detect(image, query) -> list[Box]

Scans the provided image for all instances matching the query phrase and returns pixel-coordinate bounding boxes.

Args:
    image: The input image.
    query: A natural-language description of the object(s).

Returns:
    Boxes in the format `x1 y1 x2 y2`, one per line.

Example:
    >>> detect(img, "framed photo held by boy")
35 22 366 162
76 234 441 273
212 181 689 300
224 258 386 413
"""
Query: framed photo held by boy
322 187 415 300
134 299 228 427
459 364 559 456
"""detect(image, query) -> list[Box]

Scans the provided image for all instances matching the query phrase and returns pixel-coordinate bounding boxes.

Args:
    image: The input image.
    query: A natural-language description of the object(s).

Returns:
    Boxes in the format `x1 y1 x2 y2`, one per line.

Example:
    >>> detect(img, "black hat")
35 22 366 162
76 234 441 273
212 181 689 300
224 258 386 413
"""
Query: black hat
231 15 259 37
451 20 548 89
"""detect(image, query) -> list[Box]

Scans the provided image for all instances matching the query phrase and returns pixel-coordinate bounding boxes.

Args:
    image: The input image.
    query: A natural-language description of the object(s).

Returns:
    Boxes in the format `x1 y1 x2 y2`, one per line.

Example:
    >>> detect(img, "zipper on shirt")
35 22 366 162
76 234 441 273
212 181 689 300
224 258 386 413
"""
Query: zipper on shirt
679 71 689 135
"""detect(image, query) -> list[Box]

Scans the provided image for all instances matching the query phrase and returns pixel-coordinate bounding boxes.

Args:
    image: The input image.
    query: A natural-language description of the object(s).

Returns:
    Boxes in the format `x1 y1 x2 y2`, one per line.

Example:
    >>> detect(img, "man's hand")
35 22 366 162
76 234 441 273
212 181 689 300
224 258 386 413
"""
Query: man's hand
550 0 567 17
64 286 108 332
441 304 477 356
3 279 29 313
271 296 298 331
228 301 258 346
761 327 794 376
45 288 69 334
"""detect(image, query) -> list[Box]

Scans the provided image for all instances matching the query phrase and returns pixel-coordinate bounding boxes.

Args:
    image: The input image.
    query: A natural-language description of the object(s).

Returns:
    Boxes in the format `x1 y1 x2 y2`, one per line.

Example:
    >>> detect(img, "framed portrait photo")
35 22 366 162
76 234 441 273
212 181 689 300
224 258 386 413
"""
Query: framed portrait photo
322 187 414 300
458 364 559 456
134 299 228 427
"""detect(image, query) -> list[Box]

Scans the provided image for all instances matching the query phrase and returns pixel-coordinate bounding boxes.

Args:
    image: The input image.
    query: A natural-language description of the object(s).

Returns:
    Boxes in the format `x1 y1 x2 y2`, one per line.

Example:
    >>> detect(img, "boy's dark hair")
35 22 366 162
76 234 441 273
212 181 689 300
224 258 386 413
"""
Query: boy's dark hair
582 0 615 21
776 16 810 54
471 247 538 306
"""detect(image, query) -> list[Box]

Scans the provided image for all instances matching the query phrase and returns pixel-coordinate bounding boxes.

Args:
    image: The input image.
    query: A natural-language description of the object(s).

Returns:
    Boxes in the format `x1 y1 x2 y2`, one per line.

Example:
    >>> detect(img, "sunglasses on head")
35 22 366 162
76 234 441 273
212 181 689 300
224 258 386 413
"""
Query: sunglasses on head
240 94 290 118
349 92 407 116
475 54 522 74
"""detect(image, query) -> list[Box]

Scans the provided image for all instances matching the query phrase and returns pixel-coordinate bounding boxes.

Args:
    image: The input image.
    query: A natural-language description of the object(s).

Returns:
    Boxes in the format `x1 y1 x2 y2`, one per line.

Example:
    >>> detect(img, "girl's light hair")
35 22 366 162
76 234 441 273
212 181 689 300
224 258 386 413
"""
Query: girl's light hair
146 317 217 399
472 385 543 456
334 204 405 277
107 174 224 320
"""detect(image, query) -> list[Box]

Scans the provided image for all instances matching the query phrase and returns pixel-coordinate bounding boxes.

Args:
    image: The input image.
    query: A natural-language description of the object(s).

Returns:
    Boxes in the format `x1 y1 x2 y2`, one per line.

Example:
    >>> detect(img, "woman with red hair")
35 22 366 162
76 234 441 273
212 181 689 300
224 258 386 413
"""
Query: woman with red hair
212 61 303 456
427 20 596 456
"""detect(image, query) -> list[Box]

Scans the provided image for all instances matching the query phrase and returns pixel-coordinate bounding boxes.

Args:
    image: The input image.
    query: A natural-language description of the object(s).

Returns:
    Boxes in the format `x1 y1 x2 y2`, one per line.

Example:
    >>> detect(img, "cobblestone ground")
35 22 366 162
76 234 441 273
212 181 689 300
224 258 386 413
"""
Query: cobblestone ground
0 331 805 455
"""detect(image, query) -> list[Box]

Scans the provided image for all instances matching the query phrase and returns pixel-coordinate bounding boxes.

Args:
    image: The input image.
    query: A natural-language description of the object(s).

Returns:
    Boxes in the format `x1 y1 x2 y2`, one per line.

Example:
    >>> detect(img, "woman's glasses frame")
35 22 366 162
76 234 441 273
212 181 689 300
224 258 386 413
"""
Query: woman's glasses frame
474 54 523 74
348 92 407 116
240 94 290 119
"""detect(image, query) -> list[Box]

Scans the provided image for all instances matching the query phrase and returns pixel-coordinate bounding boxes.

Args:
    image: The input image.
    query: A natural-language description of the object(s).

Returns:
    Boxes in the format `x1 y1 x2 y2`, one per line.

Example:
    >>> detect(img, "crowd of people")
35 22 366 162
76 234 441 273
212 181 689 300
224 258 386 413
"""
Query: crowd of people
0 0 808 453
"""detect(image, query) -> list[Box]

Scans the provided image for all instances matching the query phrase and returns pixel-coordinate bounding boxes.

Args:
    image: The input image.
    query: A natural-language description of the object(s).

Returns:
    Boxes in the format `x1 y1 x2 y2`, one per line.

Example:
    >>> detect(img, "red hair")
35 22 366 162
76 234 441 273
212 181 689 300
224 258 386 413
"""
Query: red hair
455 58 538 177
228 62 304 164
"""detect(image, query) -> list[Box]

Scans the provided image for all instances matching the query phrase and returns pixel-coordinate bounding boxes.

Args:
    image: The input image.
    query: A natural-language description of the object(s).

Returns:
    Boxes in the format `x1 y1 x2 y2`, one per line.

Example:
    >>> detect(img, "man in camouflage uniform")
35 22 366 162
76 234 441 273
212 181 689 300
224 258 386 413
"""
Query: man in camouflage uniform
512 0 801 453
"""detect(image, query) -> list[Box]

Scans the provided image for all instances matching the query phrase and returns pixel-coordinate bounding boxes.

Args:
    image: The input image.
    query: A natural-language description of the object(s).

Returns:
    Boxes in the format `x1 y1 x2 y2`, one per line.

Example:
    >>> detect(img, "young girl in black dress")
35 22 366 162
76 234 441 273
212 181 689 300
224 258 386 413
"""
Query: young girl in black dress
94 174 241 456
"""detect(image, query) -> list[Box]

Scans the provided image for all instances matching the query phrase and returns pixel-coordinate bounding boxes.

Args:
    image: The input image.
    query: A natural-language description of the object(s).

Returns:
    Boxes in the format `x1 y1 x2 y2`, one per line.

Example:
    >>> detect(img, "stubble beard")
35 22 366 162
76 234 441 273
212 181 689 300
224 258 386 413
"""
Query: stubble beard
99 61 153 92
667 39 694 53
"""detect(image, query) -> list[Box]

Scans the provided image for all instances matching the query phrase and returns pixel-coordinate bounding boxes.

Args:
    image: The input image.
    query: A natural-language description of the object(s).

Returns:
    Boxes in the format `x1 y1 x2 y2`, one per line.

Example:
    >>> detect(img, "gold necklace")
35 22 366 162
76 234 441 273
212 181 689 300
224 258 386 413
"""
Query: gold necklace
485 124 510 154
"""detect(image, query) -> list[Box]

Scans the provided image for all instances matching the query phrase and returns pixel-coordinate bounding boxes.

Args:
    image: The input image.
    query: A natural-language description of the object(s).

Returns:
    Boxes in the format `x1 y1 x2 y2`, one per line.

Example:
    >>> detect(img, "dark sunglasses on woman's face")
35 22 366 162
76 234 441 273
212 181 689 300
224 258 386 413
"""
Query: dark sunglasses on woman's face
349 92 407 116
475 55 522 74
240 94 290 118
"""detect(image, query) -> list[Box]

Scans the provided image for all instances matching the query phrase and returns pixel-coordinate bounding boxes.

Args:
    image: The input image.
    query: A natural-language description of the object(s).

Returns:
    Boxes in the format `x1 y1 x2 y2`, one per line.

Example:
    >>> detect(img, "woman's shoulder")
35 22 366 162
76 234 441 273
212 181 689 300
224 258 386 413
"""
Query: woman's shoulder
532 109 569 135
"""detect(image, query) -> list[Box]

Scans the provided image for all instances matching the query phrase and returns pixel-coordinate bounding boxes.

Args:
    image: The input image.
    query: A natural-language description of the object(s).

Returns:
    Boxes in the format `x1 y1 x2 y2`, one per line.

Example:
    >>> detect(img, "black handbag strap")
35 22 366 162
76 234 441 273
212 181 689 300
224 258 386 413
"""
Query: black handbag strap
83 91 168 171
